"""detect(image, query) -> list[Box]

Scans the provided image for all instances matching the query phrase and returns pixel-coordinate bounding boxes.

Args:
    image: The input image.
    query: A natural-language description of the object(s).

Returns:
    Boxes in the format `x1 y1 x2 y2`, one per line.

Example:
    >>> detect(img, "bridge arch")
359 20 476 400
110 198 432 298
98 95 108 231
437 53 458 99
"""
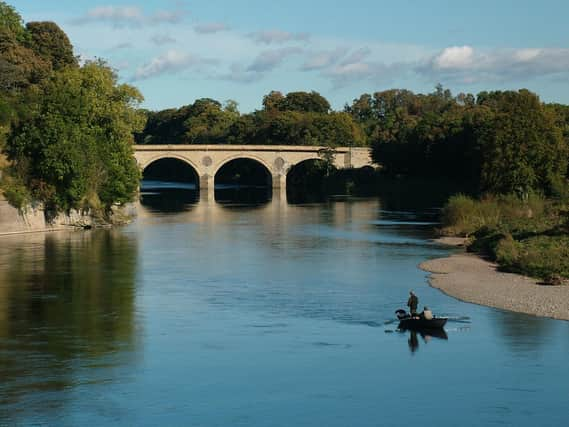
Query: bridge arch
138 153 202 175
212 153 273 177
141 156 201 191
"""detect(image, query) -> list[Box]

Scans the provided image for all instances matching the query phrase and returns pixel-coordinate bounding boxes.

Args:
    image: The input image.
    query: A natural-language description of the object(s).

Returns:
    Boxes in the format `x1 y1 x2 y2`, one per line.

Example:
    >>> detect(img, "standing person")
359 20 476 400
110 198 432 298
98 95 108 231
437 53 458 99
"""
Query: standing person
407 291 418 316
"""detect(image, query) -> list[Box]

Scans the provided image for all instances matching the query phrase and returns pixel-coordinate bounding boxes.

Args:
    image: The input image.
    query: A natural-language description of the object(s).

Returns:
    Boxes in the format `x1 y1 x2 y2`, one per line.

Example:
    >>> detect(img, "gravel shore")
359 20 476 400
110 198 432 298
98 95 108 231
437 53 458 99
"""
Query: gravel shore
420 239 569 321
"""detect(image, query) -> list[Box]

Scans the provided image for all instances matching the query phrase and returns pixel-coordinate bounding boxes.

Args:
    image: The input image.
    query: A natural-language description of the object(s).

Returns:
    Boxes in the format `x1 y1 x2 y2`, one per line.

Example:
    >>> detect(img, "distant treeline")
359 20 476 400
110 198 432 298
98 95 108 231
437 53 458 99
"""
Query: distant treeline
139 86 569 198
136 91 367 147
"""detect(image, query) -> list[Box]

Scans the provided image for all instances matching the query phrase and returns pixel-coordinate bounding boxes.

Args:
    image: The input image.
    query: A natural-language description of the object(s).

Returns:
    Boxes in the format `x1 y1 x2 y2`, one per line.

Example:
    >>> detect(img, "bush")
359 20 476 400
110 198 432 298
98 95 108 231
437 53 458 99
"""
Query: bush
442 192 568 279
513 236 569 279
1 176 30 210
494 233 520 269
441 194 500 236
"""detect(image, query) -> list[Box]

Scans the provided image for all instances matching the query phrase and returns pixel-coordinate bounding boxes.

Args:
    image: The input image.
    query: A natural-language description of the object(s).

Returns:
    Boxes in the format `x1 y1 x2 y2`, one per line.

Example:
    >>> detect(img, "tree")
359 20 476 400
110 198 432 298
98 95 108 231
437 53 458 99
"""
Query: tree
262 90 331 114
183 98 236 144
0 1 27 42
279 91 331 113
262 90 284 111
26 21 77 70
6 61 144 211
477 90 567 195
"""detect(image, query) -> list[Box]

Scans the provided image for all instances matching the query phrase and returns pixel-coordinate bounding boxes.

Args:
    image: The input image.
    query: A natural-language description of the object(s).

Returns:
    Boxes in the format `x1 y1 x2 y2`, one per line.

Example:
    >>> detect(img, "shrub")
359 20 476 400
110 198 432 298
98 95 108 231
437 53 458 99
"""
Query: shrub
494 234 520 269
1 176 30 210
441 194 500 236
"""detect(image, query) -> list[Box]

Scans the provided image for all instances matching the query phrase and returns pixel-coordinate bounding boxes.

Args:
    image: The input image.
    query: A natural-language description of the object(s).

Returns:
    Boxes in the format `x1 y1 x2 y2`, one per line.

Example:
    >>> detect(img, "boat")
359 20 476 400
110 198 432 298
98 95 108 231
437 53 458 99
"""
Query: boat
398 317 447 330
395 309 447 330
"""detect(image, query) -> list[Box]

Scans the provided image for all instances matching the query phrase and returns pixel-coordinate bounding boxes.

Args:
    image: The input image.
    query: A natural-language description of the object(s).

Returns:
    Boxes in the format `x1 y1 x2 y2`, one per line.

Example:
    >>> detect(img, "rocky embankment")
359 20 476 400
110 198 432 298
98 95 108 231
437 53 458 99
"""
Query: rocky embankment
0 195 135 235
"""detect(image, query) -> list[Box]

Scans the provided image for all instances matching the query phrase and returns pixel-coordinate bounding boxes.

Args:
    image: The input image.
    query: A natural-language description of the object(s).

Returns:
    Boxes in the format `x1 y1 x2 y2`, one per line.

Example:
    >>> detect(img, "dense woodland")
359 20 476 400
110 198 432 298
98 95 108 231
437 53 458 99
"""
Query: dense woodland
1 2 568 278
0 2 143 212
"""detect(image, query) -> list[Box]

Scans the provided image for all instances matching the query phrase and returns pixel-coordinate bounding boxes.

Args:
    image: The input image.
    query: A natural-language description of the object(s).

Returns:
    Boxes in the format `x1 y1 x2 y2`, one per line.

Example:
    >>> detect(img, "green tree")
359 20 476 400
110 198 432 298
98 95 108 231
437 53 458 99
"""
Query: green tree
477 90 567 195
25 21 77 70
6 61 144 211
279 91 331 113
262 90 330 114
0 1 27 42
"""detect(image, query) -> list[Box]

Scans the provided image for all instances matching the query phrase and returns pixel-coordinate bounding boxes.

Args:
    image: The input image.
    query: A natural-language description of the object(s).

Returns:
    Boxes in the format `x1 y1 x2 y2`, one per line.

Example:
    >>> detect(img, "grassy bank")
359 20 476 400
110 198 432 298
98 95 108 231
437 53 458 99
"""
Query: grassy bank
440 194 569 281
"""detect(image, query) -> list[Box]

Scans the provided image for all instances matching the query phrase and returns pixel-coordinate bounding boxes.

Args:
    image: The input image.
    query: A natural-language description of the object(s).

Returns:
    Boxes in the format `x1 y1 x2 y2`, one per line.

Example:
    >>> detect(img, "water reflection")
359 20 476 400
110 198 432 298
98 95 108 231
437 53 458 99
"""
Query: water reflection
215 185 272 207
492 310 551 353
0 230 138 420
402 328 448 354
140 180 199 212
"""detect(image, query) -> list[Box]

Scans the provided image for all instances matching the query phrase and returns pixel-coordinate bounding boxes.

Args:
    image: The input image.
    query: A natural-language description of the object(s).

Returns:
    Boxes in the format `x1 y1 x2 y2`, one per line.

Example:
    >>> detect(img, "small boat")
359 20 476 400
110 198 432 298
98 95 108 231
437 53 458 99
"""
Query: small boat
398 317 447 330
395 309 447 330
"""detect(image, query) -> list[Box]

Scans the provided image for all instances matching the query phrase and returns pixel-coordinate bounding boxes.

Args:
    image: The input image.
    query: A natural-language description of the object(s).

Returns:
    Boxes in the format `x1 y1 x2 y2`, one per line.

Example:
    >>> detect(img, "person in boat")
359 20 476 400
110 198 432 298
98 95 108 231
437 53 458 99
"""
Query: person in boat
420 306 433 320
407 291 418 316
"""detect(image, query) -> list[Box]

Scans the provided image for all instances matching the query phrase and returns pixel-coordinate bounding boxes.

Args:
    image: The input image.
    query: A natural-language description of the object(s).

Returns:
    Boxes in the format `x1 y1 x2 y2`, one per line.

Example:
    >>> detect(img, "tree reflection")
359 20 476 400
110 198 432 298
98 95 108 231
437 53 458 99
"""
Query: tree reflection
0 230 138 420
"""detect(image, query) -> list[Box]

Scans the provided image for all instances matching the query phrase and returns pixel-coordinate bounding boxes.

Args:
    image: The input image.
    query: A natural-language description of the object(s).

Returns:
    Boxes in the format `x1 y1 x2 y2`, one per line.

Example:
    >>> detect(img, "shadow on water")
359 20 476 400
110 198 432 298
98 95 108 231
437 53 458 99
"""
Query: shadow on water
140 180 199 213
215 185 272 207
0 230 138 420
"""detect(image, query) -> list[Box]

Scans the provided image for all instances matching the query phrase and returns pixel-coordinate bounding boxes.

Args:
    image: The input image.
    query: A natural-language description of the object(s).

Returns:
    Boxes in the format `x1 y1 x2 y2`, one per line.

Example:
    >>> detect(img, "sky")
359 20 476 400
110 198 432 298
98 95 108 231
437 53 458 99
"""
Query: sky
15 0 569 112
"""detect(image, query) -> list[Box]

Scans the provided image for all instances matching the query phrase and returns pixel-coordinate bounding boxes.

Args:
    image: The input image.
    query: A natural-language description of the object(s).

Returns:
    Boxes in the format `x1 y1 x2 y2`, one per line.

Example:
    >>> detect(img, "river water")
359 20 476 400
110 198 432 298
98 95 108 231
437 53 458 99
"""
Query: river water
1 188 568 426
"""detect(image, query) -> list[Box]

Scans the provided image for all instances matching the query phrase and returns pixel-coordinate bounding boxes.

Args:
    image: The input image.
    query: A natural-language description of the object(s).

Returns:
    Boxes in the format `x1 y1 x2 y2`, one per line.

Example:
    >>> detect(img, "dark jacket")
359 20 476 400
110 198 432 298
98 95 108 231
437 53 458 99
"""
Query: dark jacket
407 295 418 312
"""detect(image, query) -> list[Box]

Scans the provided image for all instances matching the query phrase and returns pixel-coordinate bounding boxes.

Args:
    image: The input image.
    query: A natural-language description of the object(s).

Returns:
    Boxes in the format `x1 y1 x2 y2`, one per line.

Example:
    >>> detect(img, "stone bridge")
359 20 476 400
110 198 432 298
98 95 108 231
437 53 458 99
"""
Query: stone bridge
133 145 373 192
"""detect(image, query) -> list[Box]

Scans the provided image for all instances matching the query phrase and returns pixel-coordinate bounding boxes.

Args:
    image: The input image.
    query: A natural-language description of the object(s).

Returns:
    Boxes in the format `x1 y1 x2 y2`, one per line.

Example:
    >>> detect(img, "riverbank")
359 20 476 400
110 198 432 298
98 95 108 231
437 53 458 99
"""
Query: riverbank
420 239 569 321
0 195 136 236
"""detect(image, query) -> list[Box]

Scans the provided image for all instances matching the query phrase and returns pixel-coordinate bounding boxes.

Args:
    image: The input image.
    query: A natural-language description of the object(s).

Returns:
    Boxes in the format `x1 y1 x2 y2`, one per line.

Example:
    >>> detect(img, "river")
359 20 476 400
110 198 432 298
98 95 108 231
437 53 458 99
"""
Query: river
0 187 568 426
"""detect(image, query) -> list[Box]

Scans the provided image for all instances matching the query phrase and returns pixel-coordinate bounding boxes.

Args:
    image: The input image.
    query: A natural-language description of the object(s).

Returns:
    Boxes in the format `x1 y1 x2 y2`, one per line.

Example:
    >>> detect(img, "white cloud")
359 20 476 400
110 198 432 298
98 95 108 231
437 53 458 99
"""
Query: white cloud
249 30 310 45
340 47 372 66
82 6 143 24
433 45 474 69
324 61 404 88
301 47 348 71
194 23 230 34
247 47 303 72
218 64 260 84
133 50 216 80
73 5 187 27
150 10 184 24
514 48 541 62
421 46 569 84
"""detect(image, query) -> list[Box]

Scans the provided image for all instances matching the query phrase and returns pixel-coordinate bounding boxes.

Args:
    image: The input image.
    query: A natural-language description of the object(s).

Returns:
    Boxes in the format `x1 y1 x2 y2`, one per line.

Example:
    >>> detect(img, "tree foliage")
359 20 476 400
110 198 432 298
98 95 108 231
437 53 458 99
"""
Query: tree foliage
346 86 569 196
476 90 567 195
0 1 27 42
26 21 76 70
139 98 240 145
140 91 364 148
6 61 144 211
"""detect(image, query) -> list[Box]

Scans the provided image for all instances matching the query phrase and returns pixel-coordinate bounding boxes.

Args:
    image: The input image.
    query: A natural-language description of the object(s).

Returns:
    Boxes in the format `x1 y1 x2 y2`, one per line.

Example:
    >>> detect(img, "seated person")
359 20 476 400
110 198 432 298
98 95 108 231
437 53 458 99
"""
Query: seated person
421 306 433 320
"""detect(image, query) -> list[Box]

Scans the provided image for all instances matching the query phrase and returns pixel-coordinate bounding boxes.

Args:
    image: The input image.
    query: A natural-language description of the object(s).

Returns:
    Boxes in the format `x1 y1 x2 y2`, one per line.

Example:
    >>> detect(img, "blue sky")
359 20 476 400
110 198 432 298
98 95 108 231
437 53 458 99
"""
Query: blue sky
15 0 569 112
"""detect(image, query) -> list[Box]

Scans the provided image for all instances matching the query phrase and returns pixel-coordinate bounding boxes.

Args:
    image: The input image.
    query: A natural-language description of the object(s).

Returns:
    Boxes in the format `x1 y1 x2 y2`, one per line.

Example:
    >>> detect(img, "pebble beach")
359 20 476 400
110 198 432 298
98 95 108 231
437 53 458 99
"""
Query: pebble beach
420 239 569 321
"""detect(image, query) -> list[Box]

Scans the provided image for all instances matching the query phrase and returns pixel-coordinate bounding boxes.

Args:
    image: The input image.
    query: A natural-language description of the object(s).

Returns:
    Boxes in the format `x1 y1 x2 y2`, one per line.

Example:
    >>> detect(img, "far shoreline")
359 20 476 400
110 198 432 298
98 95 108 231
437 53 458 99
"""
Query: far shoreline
421 238 569 321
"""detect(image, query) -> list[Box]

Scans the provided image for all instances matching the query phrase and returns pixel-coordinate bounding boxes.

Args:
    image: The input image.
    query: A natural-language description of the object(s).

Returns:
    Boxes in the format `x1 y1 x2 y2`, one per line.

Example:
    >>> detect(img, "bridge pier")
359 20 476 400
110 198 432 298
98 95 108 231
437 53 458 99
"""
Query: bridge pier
272 173 286 191
200 174 214 191
199 188 214 203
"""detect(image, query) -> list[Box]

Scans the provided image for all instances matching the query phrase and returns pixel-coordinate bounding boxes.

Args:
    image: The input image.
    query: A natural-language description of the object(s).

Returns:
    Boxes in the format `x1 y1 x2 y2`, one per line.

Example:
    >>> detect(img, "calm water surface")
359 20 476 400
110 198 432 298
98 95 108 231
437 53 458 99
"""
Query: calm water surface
1 190 568 426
